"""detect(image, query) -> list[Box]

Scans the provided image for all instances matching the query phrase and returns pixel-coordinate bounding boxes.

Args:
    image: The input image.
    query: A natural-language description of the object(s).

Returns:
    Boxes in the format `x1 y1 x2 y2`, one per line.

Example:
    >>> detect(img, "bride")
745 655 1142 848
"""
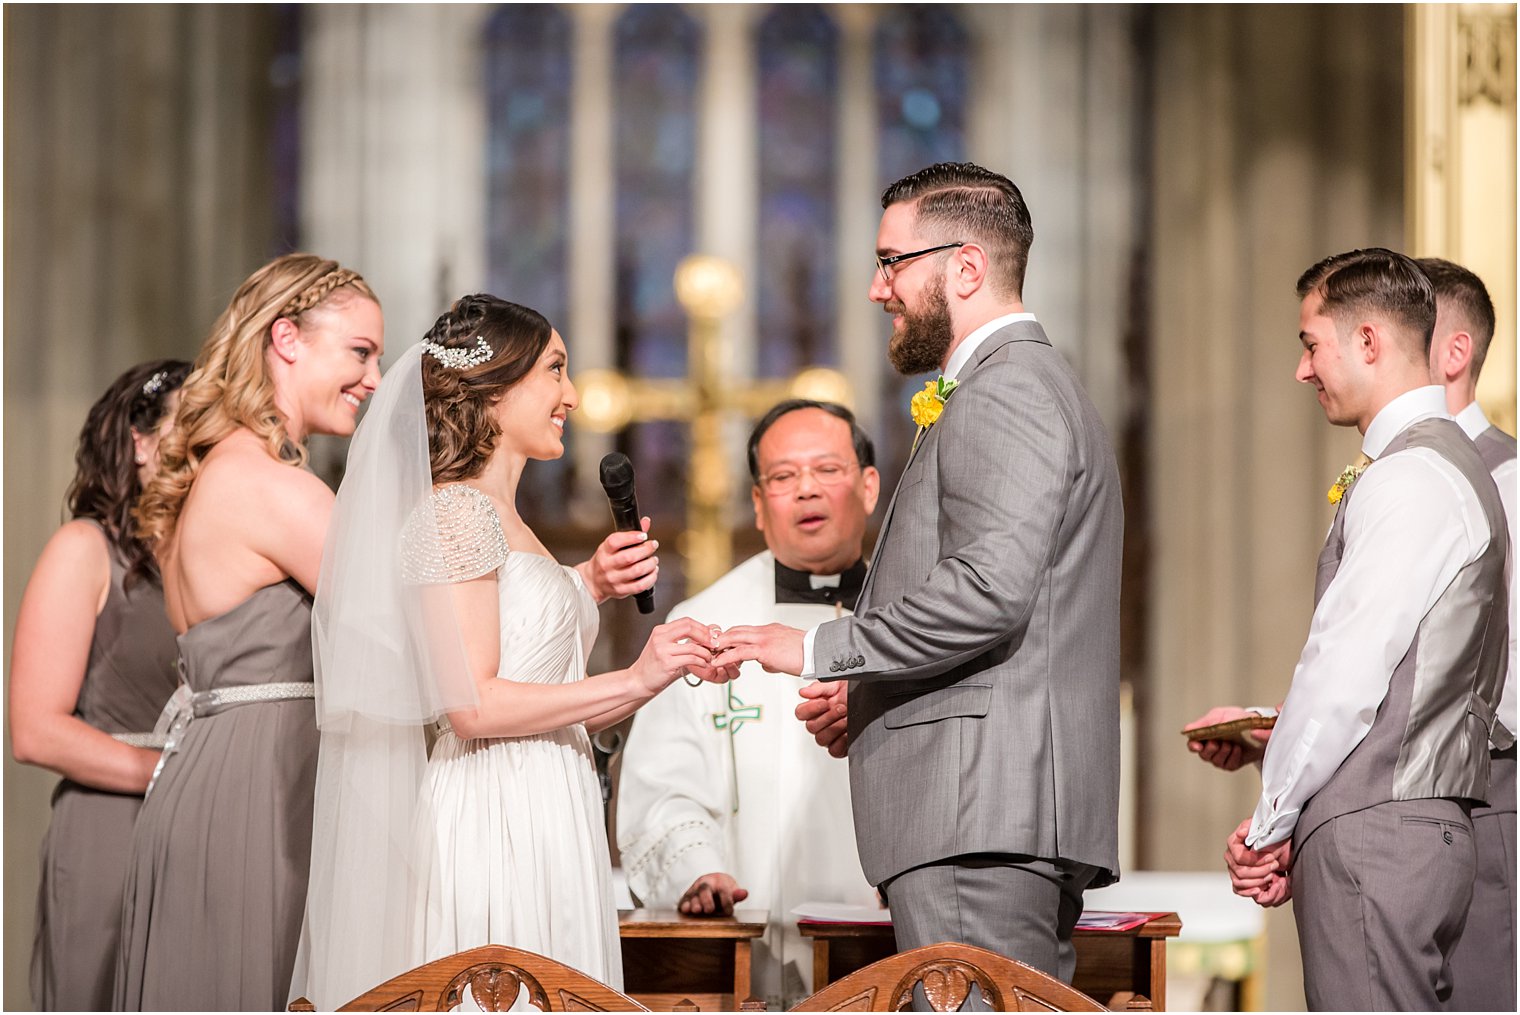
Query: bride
293 295 732 1008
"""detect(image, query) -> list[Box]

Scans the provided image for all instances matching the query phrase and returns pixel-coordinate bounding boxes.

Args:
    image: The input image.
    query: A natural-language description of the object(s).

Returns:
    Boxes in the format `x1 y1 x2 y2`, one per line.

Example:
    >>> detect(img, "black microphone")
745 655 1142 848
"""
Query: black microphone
599 452 655 615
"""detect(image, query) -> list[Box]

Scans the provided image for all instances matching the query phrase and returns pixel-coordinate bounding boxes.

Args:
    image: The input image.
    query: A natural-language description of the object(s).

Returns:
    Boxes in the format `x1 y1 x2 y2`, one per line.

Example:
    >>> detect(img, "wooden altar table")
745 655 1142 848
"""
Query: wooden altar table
618 908 768 1011
797 912 1183 1011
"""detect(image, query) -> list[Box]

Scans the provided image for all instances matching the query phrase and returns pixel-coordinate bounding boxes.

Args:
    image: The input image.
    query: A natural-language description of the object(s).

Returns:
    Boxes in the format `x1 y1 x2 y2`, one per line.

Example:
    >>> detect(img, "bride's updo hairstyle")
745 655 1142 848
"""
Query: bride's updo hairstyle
422 294 554 483
135 253 377 550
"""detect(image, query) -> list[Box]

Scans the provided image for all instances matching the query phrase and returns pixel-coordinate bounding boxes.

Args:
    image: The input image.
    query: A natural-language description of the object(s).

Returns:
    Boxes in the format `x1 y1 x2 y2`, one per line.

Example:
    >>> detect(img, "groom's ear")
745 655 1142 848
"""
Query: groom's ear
949 243 990 299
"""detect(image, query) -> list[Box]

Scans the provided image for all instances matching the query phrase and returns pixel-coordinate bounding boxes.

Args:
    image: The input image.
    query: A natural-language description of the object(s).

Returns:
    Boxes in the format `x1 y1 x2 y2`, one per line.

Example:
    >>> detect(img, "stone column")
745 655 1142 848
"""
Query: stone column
2 7 280 1007
1408 3 1517 432
1146 7 1405 1008
566 4 618 522
834 5 883 431
692 4 762 508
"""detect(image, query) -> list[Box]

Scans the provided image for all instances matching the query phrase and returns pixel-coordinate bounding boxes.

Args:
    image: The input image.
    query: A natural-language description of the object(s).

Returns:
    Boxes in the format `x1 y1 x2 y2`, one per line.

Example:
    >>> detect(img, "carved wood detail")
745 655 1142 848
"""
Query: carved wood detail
1459 8 1517 107
442 964 550 1011
889 960 996 1012
793 942 1109 1012
324 945 651 1012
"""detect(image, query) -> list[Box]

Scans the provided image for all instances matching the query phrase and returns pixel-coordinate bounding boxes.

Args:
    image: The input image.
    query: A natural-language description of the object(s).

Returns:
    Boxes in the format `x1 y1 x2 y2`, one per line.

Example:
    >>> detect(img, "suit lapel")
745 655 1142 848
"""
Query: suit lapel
860 321 1053 607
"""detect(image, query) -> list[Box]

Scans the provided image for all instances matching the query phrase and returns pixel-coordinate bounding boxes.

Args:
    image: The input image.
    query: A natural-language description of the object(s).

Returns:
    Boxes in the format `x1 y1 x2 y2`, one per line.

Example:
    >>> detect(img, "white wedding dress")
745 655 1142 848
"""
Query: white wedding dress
409 484 623 988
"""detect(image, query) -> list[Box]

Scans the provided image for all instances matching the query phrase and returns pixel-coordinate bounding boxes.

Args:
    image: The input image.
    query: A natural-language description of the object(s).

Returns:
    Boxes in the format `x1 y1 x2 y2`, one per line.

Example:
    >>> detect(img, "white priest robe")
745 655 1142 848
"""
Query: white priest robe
617 551 878 1008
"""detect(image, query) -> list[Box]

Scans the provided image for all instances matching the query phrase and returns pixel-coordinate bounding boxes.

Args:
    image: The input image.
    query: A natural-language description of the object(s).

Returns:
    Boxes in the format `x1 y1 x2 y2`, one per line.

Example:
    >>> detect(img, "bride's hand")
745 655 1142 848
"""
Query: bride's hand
630 618 725 695
575 517 658 605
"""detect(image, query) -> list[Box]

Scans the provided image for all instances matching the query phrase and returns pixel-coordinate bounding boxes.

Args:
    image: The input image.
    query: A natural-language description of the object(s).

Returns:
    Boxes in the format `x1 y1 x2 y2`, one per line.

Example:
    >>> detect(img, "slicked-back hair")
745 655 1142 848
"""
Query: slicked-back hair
747 400 876 483
1295 247 1436 358
1417 257 1496 379
881 162 1034 300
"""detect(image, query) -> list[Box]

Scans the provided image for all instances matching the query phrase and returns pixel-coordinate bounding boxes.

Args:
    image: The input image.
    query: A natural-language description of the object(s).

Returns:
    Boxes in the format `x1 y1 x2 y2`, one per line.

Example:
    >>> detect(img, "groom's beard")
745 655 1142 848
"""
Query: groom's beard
887 274 955 376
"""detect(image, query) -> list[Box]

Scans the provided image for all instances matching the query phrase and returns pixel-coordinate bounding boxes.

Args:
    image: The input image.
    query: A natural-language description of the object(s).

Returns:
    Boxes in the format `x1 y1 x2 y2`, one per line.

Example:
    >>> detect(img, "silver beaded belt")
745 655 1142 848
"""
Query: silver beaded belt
111 731 169 749
144 681 317 797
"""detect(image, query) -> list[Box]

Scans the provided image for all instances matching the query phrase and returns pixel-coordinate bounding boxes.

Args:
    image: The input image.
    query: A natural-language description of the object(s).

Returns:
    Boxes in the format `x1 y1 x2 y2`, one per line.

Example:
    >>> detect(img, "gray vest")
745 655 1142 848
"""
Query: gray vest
1473 423 1516 752
1472 422 1518 475
1295 417 1508 851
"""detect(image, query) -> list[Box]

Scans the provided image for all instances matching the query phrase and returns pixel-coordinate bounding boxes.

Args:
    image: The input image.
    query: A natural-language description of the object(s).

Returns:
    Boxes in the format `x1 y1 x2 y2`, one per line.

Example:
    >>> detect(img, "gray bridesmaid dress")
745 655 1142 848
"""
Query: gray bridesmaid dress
114 579 318 1012
30 528 179 1011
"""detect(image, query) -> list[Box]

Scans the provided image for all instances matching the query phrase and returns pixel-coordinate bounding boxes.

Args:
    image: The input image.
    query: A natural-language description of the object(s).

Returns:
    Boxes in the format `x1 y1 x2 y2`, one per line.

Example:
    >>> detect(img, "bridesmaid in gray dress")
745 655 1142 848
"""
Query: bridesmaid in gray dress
9 358 190 1010
116 255 385 1011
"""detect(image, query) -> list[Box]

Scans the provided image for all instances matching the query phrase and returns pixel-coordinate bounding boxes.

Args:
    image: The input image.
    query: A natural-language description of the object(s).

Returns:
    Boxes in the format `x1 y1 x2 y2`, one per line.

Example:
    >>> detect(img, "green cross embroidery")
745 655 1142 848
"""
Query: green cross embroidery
711 691 763 736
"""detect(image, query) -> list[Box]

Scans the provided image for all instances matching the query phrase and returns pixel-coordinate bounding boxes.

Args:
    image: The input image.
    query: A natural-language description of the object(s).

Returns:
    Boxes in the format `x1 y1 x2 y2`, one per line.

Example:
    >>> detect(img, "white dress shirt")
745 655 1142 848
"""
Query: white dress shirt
799 312 1039 678
1455 401 1517 743
1247 386 1494 848
941 311 1038 382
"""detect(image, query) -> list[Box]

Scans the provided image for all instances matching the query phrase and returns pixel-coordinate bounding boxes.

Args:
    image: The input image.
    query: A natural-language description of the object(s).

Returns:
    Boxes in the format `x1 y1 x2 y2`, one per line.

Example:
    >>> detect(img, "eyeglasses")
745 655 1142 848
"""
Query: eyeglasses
757 462 857 496
875 242 965 284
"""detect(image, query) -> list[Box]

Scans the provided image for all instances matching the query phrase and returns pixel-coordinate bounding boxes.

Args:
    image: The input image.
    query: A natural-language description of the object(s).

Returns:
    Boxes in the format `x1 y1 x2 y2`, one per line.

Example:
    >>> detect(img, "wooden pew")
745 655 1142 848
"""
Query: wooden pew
792 941 1116 1012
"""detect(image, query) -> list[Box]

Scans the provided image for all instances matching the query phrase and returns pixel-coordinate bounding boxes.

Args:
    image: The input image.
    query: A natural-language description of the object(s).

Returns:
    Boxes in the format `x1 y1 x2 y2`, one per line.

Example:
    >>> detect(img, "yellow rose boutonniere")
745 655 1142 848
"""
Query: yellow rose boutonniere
1327 454 1372 505
910 375 958 448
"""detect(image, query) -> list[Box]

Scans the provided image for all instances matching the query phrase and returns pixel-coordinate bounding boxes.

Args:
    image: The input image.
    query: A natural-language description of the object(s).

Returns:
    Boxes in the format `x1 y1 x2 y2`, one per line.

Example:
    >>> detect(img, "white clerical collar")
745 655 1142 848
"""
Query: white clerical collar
1454 400 1492 440
1363 385 1450 458
942 311 1038 381
809 573 841 589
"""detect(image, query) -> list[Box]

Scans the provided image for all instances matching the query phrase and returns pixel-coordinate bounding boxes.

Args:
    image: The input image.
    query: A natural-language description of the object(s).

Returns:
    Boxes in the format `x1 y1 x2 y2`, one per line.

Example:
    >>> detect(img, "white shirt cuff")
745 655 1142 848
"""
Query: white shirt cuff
1247 705 1279 719
801 625 818 678
1246 804 1296 850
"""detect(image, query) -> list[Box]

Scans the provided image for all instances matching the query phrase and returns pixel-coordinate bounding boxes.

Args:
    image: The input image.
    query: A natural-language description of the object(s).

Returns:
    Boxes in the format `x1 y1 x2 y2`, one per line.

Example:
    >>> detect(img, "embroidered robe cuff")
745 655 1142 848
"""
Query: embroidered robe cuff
623 820 727 907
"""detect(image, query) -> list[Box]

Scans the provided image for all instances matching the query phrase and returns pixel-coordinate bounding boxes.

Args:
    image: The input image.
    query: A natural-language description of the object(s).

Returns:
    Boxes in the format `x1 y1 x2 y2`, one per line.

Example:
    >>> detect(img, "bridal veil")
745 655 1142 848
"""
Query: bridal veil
290 344 479 1008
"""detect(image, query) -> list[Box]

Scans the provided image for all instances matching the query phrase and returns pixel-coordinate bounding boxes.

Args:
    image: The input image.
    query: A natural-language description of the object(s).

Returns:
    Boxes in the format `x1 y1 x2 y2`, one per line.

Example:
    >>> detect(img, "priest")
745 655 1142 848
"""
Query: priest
617 400 882 1008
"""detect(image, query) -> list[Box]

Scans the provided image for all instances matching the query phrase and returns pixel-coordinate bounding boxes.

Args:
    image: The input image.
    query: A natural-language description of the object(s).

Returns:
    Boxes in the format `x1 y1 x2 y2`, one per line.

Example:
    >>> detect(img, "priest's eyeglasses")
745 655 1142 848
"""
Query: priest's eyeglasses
875 242 965 284
758 462 857 496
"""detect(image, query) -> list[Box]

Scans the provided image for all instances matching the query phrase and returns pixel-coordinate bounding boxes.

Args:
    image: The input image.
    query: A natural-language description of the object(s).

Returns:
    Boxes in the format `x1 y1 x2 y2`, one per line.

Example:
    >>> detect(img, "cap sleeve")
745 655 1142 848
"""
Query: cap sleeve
400 484 510 584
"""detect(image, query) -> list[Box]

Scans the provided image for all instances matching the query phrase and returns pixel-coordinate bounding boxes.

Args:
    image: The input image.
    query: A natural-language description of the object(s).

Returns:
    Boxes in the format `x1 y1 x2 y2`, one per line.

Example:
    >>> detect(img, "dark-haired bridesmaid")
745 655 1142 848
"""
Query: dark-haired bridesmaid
9 358 191 1011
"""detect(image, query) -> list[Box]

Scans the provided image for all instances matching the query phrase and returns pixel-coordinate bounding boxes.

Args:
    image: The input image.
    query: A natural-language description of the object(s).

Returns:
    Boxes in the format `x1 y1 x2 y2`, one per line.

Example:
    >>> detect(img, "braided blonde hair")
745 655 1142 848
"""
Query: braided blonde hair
135 253 378 550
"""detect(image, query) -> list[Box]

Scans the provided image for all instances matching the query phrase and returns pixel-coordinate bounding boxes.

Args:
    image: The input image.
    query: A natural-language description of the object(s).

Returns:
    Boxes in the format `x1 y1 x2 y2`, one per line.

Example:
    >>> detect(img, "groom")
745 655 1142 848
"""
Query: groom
717 162 1123 983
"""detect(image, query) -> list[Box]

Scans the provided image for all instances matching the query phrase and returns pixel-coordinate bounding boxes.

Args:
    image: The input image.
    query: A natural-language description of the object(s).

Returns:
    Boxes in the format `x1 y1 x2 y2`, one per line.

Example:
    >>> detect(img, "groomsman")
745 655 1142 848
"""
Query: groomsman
1225 249 1508 1010
1422 257 1516 1012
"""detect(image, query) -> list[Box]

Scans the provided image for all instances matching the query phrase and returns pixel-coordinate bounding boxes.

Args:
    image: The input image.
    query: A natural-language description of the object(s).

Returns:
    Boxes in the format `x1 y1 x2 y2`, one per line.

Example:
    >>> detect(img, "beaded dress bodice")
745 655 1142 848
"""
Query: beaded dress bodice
401 484 597 689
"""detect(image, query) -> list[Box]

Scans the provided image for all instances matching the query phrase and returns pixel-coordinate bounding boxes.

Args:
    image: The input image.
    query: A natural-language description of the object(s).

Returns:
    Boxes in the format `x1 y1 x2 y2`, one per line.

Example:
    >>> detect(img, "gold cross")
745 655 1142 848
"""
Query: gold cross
576 254 850 592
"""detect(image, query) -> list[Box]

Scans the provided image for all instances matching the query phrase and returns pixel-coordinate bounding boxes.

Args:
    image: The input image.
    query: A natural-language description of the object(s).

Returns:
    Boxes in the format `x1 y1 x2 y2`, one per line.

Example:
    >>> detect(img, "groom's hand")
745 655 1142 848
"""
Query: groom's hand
714 624 804 676
797 681 849 757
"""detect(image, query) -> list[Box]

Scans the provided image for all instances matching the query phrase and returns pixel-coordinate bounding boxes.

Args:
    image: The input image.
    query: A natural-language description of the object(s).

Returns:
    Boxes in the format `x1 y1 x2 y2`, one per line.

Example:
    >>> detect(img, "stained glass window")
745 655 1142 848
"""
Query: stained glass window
756 6 838 378
873 5 969 484
483 4 573 520
613 4 701 599
485 4 571 320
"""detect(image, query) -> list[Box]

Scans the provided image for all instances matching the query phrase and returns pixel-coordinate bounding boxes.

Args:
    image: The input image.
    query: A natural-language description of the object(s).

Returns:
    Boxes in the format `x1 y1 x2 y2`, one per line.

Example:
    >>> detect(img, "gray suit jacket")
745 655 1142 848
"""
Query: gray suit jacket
815 321 1122 887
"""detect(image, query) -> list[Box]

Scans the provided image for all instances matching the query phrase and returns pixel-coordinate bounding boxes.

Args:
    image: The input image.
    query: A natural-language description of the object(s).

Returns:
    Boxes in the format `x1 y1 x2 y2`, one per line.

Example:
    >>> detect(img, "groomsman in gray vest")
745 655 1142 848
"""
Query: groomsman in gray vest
1422 257 1517 1012
716 162 1122 988
1225 249 1508 1011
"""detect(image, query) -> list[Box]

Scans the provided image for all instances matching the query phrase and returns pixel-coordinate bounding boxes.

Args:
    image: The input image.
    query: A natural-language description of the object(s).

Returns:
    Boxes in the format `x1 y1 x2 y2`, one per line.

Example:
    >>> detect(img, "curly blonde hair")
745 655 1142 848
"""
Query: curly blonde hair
135 253 378 550
422 295 553 483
